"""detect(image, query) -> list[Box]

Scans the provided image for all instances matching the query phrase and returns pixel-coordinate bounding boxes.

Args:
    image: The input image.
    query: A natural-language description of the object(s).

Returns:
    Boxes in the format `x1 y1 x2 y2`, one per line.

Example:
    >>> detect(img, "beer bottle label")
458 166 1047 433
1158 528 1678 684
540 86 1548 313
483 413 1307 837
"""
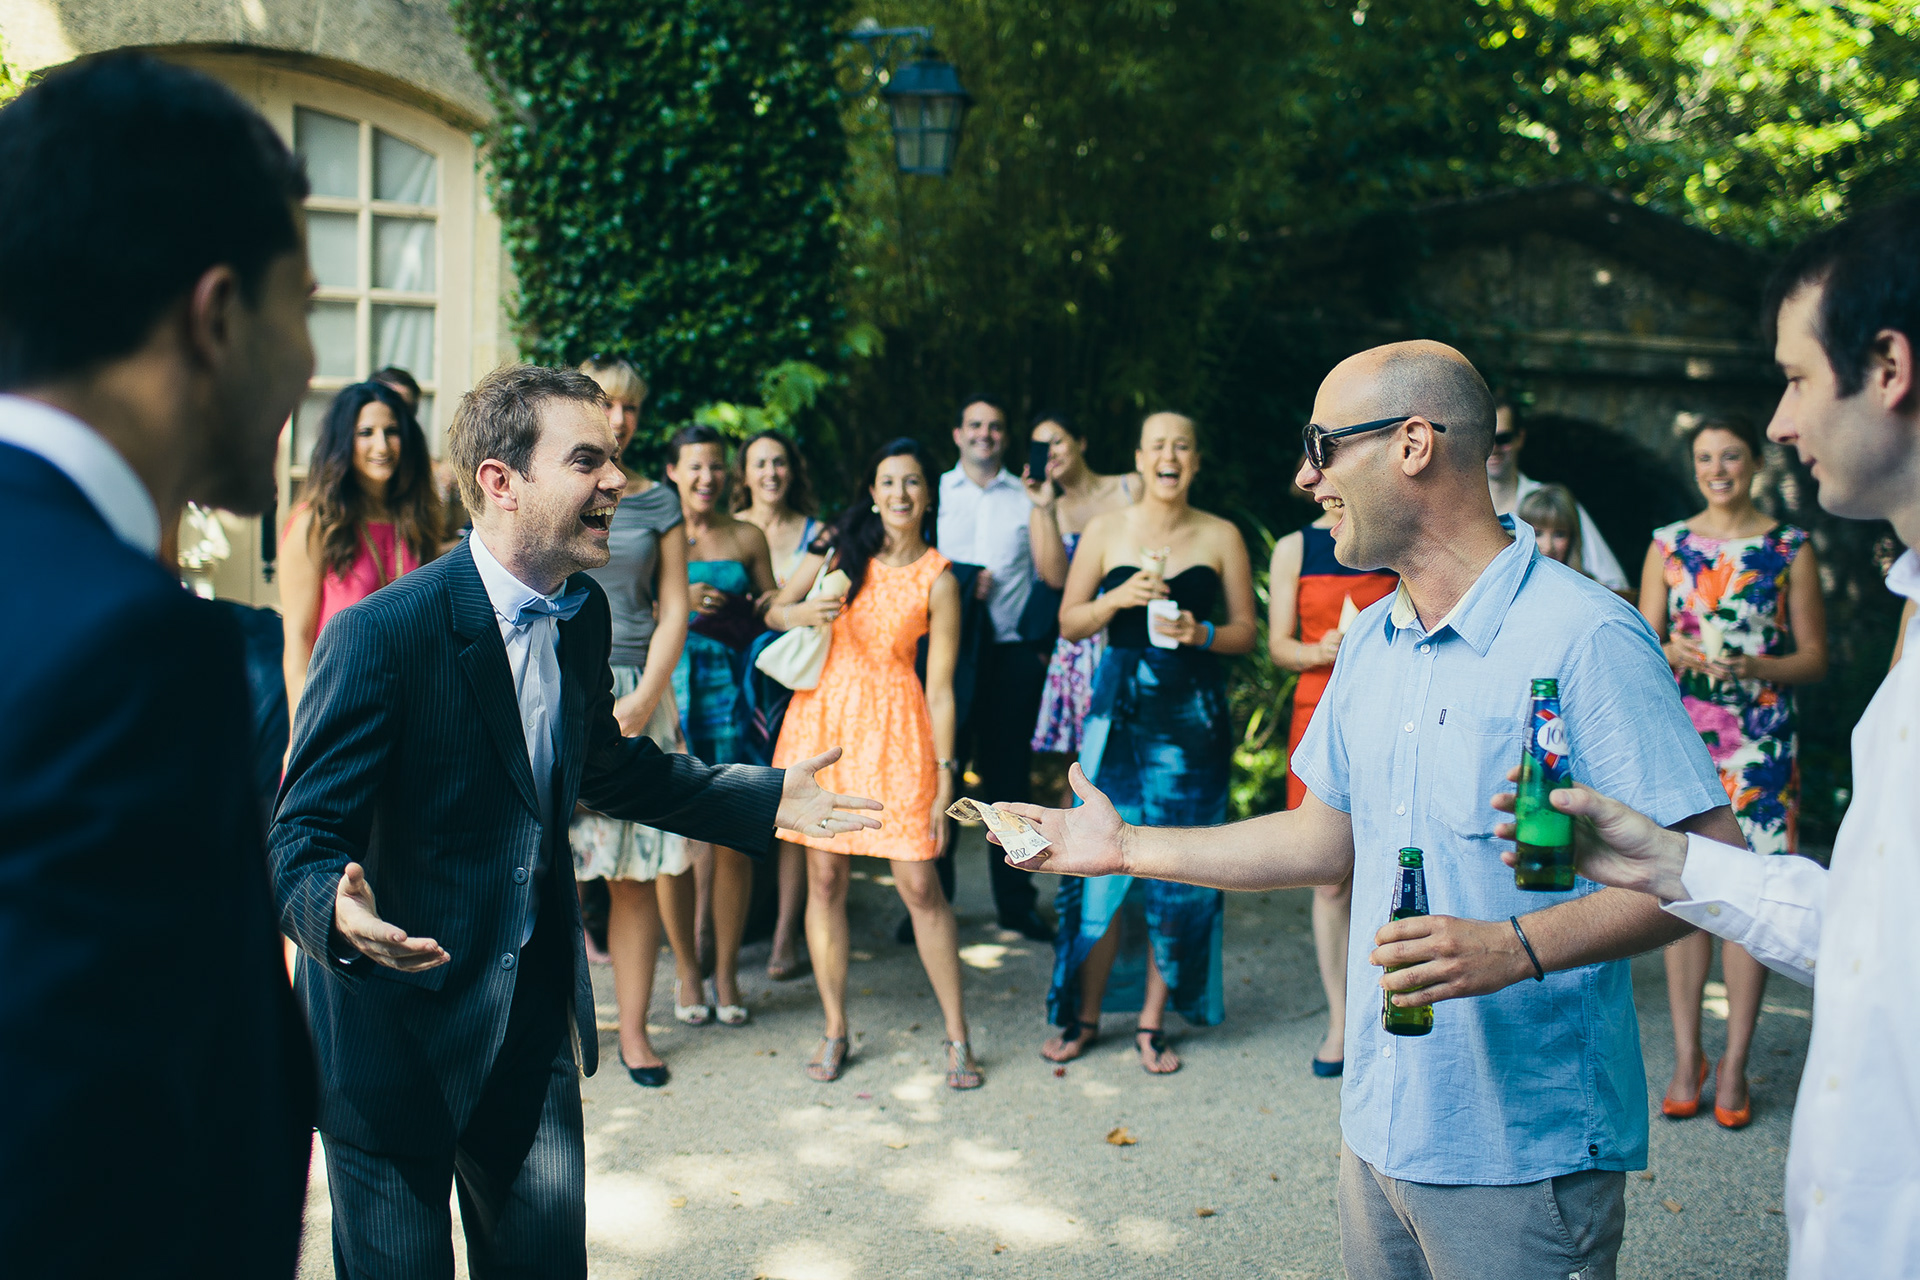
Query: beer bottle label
1395 868 1428 918
1530 701 1570 782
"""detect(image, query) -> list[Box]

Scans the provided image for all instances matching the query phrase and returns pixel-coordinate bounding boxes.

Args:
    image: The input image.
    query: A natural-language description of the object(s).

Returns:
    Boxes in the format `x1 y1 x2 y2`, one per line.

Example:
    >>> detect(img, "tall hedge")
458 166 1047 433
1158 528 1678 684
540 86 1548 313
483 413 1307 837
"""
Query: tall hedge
451 0 845 421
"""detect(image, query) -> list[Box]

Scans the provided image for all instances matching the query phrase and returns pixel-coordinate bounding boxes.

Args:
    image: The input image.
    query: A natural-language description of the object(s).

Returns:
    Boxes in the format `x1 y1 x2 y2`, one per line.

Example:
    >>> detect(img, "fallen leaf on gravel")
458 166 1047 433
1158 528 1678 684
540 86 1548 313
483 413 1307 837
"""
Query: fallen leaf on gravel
1662 1198 1684 1214
886 1142 908 1150
992 1243 1007 1254
856 1091 872 1100
669 1197 687 1208
1195 1207 1217 1218
1637 1172 1655 1182
1106 1127 1137 1146
1269 1174 1279 1182
1767 1207 1784 1215
1053 1067 1066 1078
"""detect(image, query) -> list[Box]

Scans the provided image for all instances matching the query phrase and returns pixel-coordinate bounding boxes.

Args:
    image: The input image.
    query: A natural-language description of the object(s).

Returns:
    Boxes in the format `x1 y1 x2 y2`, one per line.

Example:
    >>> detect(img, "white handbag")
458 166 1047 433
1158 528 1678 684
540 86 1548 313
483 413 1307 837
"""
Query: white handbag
754 568 849 691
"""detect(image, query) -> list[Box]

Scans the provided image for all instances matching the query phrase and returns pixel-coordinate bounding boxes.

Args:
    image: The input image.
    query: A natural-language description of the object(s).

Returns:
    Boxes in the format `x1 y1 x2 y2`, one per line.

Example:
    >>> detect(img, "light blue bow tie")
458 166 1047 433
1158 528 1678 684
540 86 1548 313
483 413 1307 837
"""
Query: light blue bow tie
505 583 589 627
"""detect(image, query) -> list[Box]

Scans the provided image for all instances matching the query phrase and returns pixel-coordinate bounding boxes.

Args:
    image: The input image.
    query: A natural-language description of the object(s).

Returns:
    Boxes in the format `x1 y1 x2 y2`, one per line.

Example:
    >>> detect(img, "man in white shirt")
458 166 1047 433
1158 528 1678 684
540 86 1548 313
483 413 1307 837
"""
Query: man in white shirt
1493 197 1920 1279
1486 403 1630 590
936 395 1051 939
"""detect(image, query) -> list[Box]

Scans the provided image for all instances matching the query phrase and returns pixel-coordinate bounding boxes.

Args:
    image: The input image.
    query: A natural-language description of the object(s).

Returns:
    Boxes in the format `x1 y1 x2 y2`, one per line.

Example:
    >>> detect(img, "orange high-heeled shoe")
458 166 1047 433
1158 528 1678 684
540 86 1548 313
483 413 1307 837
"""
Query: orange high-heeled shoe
1713 1060 1752 1129
1662 1060 1709 1119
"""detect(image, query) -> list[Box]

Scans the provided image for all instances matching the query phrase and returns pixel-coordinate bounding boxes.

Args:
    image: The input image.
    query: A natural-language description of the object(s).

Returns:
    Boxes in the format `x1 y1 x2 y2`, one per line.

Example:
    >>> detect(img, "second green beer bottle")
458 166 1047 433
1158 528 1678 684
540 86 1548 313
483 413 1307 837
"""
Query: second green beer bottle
1382 847 1433 1037
1514 677 1576 891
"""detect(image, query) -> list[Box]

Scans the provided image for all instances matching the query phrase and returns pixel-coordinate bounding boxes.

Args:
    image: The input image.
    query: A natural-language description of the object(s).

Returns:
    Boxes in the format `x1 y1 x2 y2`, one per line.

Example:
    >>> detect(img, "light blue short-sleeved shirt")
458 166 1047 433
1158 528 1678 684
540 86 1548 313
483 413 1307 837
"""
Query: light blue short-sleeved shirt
1292 516 1727 1186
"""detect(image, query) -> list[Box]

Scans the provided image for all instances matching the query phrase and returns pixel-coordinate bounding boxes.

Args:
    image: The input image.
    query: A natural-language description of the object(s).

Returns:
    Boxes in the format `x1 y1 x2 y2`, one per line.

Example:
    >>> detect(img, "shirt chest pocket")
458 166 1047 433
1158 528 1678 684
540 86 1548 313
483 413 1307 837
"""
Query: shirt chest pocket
1426 709 1521 840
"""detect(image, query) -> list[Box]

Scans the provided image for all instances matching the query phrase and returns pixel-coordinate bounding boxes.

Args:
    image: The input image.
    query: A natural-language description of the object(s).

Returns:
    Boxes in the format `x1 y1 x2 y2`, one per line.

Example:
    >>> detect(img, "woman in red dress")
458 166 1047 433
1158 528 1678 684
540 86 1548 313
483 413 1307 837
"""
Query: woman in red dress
1268 501 1396 1078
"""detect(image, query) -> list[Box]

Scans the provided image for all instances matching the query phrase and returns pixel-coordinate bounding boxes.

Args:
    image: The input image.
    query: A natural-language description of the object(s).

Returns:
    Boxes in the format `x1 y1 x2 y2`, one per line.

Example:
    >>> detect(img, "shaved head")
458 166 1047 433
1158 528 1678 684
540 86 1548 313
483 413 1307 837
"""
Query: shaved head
1321 340 1497 469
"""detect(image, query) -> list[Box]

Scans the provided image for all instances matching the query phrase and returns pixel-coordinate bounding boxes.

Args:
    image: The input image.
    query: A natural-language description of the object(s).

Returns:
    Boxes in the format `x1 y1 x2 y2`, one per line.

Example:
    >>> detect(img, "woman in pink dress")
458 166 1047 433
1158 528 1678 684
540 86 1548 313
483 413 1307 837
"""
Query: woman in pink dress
280 380 443 718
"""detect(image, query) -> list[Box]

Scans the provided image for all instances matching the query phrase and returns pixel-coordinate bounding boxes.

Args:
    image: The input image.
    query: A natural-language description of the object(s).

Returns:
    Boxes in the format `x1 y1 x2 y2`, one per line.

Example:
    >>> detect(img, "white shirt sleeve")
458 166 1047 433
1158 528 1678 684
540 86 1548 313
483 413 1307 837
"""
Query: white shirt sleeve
1576 501 1629 590
1662 834 1826 985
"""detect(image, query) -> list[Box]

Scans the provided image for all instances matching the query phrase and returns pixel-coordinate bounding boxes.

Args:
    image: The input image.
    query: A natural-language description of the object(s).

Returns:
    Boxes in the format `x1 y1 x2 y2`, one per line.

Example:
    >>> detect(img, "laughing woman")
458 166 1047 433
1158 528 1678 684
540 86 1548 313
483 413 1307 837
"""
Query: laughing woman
667 425 778 1025
733 428 823 981
767 438 980 1090
1041 412 1257 1075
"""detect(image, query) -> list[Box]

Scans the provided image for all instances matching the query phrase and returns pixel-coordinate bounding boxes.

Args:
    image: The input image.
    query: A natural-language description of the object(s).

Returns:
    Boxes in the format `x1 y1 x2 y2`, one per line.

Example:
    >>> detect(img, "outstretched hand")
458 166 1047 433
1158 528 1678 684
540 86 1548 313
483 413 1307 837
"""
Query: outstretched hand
990 763 1130 878
1490 767 1691 901
778 747 885 839
334 862 450 971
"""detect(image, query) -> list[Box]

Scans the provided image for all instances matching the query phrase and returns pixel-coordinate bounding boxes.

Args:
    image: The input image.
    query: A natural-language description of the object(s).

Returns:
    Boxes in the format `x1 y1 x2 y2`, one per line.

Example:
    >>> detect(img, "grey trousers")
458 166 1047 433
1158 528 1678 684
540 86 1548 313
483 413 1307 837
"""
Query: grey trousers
1338 1143 1626 1280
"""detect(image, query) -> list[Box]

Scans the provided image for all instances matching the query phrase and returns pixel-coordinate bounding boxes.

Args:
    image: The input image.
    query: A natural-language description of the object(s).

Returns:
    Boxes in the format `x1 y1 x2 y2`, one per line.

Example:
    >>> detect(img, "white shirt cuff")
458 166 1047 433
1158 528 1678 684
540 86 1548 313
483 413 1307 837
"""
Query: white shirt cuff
1663 834 1822 985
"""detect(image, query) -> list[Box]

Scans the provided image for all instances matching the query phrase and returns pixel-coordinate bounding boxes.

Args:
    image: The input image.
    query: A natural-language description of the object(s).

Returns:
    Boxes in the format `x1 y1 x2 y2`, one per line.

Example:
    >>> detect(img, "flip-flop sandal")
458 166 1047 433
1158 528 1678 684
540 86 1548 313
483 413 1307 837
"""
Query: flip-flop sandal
944 1039 983 1090
1041 1020 1099 1062
1135 1028 1181 1075
674 1001 712 1027
807 1035 850 1083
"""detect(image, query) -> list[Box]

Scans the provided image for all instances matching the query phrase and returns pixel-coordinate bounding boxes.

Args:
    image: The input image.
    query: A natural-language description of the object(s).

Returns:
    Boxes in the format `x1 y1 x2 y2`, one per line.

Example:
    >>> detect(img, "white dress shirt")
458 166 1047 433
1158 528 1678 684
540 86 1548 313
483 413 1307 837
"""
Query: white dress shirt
1663 549 1920 1278
468 530 566 945
937 465 1033 643
0 393 160 554
1504 472 1629 590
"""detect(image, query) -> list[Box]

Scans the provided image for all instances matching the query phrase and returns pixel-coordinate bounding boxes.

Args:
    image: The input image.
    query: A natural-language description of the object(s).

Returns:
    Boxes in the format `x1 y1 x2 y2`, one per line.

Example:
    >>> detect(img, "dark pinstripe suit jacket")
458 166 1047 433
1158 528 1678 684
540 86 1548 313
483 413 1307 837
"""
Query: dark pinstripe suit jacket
270 538 781 1154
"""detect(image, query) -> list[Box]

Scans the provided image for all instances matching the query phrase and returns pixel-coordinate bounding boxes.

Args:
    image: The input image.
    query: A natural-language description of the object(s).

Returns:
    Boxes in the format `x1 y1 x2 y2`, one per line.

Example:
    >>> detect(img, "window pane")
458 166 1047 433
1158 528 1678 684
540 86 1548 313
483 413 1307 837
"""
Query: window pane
373 304 435 380
307 211 359 289
292 390 335 469
295 108 359 199
374 130 437 206
373 216 435 292
309 302 357 378
414 394 438 456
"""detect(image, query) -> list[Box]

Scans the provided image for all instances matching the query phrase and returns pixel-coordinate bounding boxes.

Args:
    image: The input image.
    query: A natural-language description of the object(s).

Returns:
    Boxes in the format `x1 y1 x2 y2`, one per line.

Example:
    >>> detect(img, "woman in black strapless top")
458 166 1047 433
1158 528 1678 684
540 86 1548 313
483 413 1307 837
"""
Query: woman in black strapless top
1038 411 1257 1076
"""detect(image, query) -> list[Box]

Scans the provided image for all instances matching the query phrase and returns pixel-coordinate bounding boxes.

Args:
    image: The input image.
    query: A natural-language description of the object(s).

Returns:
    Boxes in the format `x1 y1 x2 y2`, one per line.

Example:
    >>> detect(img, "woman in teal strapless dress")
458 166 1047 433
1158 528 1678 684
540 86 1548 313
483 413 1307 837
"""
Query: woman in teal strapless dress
667 425 778 1025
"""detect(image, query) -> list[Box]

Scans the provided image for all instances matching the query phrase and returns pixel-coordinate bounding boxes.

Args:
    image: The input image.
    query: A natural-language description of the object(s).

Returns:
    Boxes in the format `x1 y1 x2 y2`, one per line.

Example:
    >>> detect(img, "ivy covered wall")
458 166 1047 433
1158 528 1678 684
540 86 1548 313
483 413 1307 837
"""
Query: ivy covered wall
450 0 845 426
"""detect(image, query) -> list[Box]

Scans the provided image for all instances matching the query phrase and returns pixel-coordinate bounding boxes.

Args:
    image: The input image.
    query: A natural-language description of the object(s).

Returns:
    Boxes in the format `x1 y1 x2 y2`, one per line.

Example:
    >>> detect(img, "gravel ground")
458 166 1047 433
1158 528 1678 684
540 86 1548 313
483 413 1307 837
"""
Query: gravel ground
298 828 1809 1279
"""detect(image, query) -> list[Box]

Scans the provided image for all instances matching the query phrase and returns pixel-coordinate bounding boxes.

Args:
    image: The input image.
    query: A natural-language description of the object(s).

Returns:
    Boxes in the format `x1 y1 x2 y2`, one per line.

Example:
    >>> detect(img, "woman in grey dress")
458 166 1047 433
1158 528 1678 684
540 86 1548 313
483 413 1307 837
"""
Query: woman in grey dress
568 358 700 1087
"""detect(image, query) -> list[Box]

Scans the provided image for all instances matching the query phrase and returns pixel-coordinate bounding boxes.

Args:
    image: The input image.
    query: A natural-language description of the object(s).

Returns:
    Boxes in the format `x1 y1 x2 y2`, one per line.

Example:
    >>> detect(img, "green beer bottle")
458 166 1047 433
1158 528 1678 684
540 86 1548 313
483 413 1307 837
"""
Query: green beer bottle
1382 847 1433 1037
1514 677 1575 891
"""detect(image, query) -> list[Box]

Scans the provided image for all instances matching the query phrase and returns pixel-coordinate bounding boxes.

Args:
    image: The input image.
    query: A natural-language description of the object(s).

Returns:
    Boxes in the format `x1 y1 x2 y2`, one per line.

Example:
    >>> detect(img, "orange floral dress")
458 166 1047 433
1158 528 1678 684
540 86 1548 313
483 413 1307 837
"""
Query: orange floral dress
773 548 950 861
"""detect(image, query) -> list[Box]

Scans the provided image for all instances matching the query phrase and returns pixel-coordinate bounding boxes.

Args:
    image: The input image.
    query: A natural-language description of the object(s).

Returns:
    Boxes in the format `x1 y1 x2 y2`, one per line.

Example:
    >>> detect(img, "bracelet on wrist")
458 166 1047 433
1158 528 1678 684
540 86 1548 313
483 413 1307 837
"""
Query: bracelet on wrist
1200 620 1215 650
1509 915 1546 981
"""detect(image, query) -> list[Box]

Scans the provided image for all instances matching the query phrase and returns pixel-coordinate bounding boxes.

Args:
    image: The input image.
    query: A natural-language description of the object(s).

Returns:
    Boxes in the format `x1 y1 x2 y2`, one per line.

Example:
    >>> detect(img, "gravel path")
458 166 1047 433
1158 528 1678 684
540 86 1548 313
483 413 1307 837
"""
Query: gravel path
298 828 1808 1278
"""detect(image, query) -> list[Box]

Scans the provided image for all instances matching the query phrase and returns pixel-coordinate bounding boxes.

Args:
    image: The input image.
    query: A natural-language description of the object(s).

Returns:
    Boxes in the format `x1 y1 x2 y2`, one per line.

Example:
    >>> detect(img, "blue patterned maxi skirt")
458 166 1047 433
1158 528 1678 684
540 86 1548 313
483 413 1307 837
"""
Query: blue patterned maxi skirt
1048 645 1228 1029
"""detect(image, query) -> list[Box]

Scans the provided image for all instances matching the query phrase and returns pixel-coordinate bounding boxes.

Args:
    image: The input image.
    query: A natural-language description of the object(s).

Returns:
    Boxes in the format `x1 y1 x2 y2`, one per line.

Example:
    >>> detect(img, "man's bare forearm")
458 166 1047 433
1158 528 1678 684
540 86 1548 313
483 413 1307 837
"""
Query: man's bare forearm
1121 797 1353 892
1520 886 1692 974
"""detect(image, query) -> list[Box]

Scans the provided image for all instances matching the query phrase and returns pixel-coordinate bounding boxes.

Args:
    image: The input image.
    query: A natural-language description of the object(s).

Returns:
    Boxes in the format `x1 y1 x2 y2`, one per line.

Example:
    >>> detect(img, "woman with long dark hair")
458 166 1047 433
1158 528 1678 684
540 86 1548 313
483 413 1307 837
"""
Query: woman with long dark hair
280 380 441 716
733 429 822 980
766 438 978 1089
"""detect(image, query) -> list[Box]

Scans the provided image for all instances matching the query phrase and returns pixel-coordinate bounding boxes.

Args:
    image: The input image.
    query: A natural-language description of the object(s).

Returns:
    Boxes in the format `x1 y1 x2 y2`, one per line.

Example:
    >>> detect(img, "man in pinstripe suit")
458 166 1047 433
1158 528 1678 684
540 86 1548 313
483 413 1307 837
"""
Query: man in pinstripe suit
272 364 879 1278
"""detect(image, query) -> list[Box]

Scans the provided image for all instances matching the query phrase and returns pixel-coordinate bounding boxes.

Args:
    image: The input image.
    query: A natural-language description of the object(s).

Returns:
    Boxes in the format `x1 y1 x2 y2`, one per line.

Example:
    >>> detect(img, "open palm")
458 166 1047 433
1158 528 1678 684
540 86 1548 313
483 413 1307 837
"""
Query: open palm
996 763 1130 878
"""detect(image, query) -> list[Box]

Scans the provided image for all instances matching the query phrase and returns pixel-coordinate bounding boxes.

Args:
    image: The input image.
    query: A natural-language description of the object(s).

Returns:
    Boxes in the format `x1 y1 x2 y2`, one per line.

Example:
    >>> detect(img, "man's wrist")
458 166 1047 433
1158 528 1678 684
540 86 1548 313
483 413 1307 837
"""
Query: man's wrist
1650 828 1692 903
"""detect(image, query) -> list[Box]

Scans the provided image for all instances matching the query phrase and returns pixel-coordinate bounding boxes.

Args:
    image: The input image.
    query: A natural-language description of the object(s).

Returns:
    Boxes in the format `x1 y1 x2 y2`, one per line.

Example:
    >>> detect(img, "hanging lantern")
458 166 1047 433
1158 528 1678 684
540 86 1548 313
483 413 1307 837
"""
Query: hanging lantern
882 56 971 177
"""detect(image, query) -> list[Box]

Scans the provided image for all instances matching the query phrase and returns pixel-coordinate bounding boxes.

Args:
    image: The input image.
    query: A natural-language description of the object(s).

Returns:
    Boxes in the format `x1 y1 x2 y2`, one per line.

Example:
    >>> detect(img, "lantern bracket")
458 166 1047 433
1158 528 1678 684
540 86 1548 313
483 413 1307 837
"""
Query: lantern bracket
841 19 937 92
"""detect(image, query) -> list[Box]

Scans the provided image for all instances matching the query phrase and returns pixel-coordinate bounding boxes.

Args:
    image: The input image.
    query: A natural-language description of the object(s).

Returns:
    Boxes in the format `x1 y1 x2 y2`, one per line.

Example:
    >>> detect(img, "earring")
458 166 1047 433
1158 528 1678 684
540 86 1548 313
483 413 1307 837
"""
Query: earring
871 503 880 513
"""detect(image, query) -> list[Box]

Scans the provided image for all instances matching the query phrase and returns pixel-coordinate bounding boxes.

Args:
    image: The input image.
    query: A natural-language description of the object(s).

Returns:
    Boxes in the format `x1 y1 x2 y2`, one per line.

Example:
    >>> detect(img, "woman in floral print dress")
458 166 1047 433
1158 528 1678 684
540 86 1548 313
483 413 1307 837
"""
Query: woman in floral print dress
1641 415 1828 1129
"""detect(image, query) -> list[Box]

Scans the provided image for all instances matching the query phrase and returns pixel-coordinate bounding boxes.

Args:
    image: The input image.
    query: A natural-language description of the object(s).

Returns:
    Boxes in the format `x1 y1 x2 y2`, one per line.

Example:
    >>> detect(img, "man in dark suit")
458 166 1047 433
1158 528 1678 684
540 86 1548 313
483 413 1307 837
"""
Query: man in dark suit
272 364 880 1276
0 57 319 1276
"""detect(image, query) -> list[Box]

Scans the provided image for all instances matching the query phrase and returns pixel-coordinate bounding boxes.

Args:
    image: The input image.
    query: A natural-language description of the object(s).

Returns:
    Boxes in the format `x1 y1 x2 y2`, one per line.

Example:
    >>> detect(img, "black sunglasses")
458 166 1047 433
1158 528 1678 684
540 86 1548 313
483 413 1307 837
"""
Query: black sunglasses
1493 429 1521 447
1302 415 1447 470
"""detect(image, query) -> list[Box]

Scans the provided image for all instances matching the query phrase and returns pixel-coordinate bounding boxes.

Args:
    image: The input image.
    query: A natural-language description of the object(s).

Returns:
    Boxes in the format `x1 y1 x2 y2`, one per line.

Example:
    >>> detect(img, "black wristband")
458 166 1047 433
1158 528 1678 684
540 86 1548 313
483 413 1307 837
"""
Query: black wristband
1510 915 1546 982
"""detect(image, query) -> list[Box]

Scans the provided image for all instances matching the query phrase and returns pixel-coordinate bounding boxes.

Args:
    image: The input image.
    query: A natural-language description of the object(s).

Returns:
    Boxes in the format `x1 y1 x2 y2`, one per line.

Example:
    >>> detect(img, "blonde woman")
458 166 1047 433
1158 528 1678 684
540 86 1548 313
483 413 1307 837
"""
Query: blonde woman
565 358 700 1086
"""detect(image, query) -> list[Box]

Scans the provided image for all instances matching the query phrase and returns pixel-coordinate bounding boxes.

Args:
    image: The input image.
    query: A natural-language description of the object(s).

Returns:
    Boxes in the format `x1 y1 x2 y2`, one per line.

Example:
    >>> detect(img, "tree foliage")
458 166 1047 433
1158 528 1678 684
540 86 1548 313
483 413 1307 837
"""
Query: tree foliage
450 0 846 425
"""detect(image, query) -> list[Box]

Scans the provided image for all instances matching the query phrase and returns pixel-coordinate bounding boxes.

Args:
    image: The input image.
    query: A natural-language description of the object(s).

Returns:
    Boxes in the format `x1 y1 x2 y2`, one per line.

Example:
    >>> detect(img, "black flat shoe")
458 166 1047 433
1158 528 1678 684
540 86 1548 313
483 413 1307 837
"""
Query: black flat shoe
626 1061 669 1088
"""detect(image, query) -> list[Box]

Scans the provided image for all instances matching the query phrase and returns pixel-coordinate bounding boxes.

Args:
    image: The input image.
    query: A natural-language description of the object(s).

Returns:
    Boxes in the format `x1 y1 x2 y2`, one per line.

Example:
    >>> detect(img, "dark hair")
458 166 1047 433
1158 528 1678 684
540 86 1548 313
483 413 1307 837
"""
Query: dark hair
372 366 421 403
447 364 607 513
0 55 308 389
1029 409 1082 441
298 382 442 577
829 437 939 606
729 428 816 516
955 394 1008 427
1684 414 1765 459
1764 196 1920 403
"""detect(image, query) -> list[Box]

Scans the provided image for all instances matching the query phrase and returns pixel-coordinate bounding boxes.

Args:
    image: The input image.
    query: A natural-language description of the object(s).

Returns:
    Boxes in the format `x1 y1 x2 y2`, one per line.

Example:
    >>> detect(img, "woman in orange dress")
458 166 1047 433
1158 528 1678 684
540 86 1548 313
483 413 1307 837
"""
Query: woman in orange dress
767 438 978 1089
1268 498 1396 1079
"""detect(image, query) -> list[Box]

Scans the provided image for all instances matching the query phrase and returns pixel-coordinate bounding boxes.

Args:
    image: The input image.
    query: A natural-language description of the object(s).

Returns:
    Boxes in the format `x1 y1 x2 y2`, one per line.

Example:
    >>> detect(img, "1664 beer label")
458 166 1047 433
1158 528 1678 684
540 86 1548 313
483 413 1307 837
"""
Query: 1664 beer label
1514 678 1576 891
